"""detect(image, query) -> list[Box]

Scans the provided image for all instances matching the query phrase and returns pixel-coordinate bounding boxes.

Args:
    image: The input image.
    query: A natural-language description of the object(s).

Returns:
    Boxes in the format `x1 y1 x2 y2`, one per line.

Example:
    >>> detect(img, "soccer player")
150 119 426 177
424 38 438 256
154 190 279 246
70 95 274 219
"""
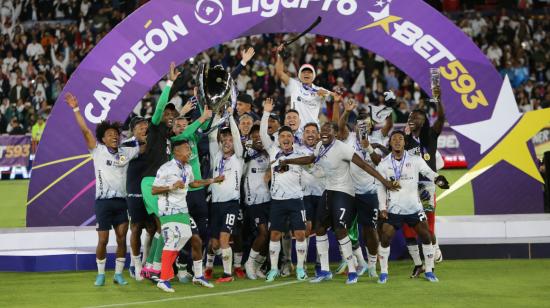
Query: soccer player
260 122 308 282
207 109 244 283
279 122 397 284
261 99 303 276
124 116 156 281
238 113 254 142
275 44 336 131
404 97 446 278
140 62 180 282
170 101 214 286
65 93 139 286
152 139 224 292
376 130 449 284
242 124 271 280
337 99 393 277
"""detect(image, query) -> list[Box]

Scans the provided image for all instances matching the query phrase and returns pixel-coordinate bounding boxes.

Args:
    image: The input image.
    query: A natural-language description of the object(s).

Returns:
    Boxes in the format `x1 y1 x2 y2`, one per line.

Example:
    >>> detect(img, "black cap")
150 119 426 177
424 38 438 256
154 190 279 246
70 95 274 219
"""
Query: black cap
237 93 253 105
165 103 176 111
130 116 147 130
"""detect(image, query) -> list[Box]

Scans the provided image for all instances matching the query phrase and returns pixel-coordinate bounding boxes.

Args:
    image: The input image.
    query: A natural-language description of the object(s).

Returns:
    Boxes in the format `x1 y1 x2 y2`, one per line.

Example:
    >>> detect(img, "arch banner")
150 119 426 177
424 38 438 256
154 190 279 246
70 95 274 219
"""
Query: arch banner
27 0 546 226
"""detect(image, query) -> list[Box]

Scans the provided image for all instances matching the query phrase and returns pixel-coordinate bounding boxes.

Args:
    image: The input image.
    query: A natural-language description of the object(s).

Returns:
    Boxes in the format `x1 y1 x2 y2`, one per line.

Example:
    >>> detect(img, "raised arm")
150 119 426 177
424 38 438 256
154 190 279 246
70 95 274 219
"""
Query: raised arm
152 62 180 125
171 106 213 142
381 114 394 137
352 153 398 191
338 99 357 141
432 97 445 135
229 108 243 158
231 47 255 80
275 46 290 85
260 98 275 149
208 113 222 171
65 93 96 150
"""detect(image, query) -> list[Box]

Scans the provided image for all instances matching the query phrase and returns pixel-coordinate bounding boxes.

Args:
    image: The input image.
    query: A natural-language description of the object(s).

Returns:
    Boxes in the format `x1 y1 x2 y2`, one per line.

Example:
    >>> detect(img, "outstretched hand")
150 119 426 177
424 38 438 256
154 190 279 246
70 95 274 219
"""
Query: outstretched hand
65 92 78 108
169 62 181 81
241 47 255 65
263 97 274 113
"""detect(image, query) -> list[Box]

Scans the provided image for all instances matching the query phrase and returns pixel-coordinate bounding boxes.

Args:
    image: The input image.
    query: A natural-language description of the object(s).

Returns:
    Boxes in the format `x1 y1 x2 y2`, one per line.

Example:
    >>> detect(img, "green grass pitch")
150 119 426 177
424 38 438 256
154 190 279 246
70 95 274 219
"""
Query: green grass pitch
0 260 549 307
0 169 473 228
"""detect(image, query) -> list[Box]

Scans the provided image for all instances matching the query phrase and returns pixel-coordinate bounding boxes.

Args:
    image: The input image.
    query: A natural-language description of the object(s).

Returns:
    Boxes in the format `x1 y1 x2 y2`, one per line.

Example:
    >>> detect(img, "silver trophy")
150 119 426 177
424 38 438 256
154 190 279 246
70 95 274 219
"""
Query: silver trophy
196 63 237 134
430 68 441 102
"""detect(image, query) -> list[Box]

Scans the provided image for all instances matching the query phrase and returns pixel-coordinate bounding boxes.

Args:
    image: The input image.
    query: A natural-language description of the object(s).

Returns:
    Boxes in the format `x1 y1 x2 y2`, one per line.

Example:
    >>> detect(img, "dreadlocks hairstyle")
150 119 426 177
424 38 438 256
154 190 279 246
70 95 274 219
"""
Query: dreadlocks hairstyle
95 121 122 144
411 108 430 147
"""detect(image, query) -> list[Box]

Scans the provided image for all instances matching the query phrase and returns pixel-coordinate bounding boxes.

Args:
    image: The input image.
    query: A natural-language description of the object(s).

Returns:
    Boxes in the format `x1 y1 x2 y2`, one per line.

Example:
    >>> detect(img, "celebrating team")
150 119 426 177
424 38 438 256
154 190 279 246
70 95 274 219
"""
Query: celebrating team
66 45 449 292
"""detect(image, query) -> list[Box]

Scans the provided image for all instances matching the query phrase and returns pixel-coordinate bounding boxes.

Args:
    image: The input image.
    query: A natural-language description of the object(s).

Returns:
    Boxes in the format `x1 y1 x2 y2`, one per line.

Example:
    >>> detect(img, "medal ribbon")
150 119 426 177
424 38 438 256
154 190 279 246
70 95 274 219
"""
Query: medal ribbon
314 140 335 163
391 152 407 181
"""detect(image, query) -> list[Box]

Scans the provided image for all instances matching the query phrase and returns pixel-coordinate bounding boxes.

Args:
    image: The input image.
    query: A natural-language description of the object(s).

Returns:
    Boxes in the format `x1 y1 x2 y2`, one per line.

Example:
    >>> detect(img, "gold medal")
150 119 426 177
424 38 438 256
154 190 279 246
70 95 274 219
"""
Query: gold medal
119 155 126 163
423 153 430 161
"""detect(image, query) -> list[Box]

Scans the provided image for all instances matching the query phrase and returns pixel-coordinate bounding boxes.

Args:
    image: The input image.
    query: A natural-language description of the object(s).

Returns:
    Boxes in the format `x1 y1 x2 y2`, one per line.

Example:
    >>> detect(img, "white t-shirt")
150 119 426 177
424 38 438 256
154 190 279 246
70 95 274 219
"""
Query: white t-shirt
345 132 381 195
243 149 271 205
91 143 139 200
208 115 244 203
313 139 355 196
269 145 305 200
288 78 326 130
295 144 325 196
376 153 437 215
210 152 244 203
153 159 193 216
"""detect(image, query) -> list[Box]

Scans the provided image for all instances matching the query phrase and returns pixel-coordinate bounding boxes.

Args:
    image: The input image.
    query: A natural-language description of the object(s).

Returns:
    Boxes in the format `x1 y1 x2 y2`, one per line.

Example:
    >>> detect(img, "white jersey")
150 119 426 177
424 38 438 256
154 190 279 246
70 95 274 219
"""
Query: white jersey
345 131 385 195
295 144 325 196
376 153 437 215
243 148 271 205
209 115 244 203
288 78 326 131
153 159 193 216
269 145 305 200
91 143 139 200
314 139 355 197
370 129 389 149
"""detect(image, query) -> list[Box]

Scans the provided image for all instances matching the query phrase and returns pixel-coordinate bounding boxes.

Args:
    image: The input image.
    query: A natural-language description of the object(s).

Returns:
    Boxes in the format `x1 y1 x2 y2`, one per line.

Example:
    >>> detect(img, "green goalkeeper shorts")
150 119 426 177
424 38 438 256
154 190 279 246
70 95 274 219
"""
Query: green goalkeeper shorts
141 177 158 216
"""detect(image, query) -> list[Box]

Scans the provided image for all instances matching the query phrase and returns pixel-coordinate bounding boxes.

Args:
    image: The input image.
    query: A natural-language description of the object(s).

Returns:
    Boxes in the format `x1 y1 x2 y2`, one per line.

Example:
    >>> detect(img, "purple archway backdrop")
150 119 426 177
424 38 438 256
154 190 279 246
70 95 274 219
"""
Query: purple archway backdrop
27 0 542 226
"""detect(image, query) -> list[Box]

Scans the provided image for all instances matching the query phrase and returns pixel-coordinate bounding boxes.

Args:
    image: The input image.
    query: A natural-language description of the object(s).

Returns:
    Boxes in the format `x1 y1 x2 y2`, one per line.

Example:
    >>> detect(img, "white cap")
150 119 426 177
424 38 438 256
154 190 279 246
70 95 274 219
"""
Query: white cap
298 64 316 81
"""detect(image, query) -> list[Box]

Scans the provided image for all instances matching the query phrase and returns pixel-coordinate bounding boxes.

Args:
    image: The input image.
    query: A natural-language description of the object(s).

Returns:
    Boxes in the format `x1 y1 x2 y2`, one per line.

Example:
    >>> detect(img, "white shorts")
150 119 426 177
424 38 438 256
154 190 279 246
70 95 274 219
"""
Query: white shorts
161 222 192 251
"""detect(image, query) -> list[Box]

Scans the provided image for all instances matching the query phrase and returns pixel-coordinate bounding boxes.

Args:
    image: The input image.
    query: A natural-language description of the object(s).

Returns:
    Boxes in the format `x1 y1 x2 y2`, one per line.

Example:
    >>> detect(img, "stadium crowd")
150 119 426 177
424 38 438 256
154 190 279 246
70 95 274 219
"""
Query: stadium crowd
0 0 548 144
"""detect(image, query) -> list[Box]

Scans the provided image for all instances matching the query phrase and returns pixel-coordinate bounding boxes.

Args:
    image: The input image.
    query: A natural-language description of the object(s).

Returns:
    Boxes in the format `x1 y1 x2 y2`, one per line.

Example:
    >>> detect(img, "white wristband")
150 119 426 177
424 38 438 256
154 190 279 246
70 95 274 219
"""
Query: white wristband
366 145 374 154
166 80 174 87
240 60 247 66
73 107 80 112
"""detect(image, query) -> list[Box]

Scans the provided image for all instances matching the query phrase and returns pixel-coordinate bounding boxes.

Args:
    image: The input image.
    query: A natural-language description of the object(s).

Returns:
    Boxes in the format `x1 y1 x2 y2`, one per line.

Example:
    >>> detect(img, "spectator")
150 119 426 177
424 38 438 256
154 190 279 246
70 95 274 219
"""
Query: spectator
7 117 25 135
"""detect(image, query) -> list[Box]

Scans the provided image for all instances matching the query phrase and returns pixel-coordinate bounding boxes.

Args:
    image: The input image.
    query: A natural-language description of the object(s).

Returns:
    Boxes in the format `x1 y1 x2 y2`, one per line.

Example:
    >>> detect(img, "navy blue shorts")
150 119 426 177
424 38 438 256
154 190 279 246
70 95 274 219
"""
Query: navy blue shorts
384 212 427 230
95 198 129 231
127 196 154 225
269 198 306 232
210 201 240 237
317 190 356 231
246 202 270 228
187 189 208 235
355 193 379 228
303 195 321 223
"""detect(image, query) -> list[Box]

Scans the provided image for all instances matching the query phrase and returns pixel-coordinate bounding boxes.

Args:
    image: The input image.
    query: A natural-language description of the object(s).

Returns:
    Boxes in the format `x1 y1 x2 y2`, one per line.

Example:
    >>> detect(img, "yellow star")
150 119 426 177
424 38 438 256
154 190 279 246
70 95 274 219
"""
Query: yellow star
357 15 403 35
438 108 549 202
471 108 550 183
